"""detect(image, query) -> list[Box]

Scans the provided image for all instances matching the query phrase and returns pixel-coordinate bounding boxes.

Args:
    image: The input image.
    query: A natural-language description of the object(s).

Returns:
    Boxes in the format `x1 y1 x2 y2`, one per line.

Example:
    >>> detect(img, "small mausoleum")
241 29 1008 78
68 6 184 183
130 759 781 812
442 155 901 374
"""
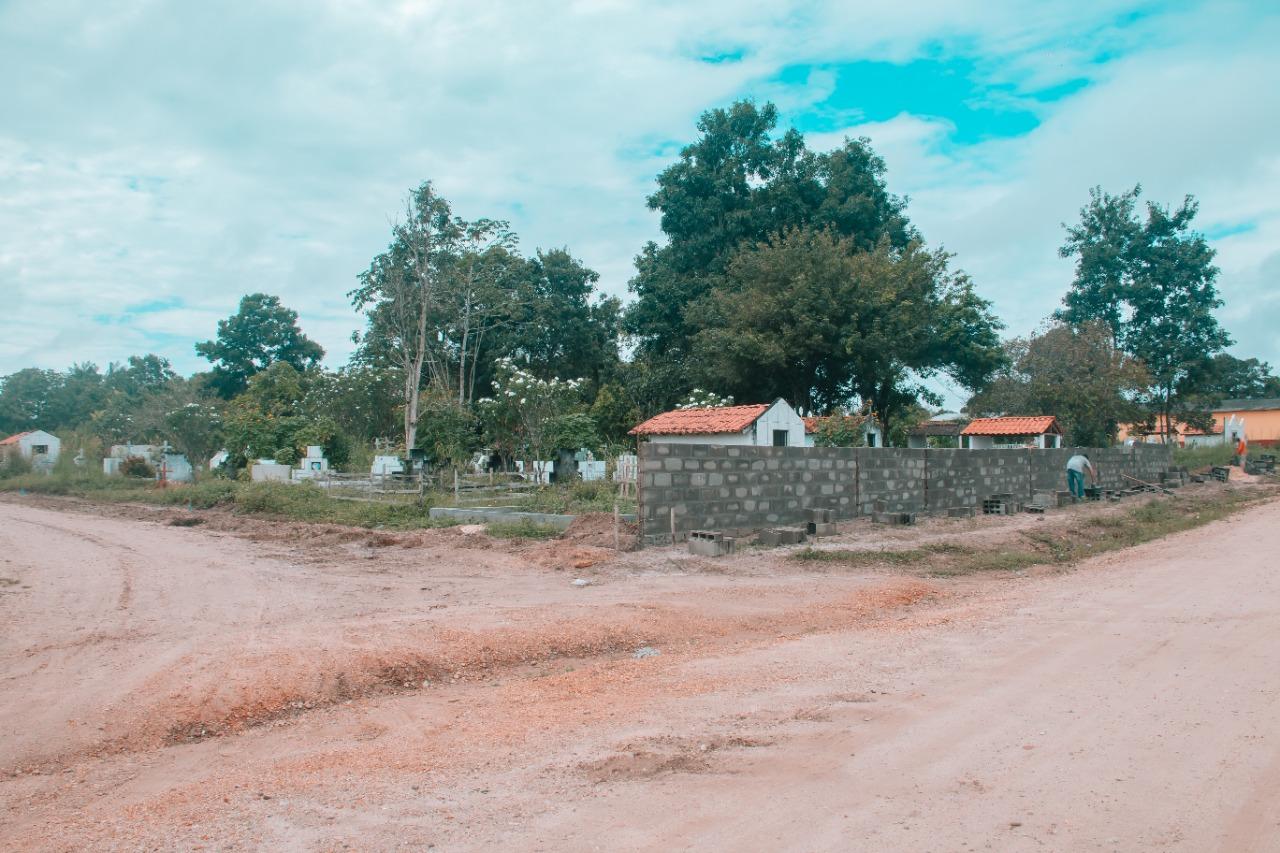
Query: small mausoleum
961 416 1063 449
629 399 807 447
0 429 61 470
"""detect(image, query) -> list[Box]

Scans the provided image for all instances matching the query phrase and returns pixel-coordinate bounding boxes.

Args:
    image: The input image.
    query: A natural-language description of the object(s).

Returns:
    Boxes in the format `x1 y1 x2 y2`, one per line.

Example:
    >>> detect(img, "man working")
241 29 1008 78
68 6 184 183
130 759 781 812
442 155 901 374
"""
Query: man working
1066 452 1095 499
1235 434 1248 469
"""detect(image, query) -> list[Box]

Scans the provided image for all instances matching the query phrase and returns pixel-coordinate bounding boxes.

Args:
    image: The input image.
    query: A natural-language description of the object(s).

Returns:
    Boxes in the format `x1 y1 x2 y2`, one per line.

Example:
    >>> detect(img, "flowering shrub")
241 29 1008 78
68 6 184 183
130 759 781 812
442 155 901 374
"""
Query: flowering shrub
476 357 592 477
677 389 735 409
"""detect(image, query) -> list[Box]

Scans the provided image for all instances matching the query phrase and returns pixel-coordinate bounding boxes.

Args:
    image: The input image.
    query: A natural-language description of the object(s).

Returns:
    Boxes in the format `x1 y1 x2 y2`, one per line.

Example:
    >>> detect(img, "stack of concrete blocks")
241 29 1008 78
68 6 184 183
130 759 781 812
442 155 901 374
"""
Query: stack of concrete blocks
806 508 837 537
757 527 807 547
687 530 738 557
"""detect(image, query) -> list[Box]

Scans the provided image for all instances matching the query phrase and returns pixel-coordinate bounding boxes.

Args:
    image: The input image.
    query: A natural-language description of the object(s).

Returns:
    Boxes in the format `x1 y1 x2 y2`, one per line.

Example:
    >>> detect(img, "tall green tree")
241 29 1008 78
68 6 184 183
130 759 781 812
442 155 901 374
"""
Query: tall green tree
625 99 913 405
966 321 1149 446
1188 354 1280 402
196 293 324 398
1058 186 1230 438
0 368 64 434
691 228 1003 438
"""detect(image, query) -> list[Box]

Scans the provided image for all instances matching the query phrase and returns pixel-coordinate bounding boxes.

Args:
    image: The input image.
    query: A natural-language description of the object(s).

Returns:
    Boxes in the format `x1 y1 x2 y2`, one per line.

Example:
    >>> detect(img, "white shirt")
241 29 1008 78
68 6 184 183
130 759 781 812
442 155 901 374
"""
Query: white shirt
1066 454 1093 474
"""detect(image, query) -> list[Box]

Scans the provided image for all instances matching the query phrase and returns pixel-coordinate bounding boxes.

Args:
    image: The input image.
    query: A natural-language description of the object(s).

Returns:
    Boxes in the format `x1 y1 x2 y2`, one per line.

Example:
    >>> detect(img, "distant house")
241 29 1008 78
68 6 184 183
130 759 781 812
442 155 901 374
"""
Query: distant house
1213 398 1280 448
801 414 883 448
629 399 807 447
961 416 1063 449
0 429 61 470
906 419 966 449
1118 415 1242 449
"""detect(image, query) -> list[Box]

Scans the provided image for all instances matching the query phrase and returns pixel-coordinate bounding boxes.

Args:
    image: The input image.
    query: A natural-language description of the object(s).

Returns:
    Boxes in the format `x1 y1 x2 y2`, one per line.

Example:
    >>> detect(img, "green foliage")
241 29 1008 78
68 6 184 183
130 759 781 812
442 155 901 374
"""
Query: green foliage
221 362 345 468
0 452 32 478
196 293 324 399
545 412 600 454
625 99 916 409
1058 186 1231 433
1171 442 1237 470
120 455 155 478
810 408 874 448
966 321 1149 446
476 358 589 466
415 393 481 468
691 228 1004 436
588 383 640 446
1186 354 1280 404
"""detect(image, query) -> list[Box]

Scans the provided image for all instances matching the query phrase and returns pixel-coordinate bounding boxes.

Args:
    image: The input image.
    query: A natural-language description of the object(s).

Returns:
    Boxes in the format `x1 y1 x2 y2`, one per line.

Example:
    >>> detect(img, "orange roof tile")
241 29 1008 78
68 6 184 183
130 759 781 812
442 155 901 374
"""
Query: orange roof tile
961 416 1061 436
0 431 32 446
630 404 770 436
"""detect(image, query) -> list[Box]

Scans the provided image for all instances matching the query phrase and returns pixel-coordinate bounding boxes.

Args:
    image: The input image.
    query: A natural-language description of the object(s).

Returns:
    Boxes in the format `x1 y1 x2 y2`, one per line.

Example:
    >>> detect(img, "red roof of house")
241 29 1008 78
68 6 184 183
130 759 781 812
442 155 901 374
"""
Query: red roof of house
909 419 966 437
630 404 770 436
961 416 1061 436
0 431 32 446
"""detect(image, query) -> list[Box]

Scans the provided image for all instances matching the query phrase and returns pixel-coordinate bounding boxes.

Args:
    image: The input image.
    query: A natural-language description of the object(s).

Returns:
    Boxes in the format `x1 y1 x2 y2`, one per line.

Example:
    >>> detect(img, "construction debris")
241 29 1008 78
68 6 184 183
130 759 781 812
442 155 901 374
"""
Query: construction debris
687 530 738 557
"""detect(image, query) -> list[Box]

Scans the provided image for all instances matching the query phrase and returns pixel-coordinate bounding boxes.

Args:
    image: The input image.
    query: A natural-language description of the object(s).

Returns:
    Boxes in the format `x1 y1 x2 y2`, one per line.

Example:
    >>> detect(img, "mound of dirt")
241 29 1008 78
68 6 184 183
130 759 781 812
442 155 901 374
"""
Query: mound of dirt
561 512 638 551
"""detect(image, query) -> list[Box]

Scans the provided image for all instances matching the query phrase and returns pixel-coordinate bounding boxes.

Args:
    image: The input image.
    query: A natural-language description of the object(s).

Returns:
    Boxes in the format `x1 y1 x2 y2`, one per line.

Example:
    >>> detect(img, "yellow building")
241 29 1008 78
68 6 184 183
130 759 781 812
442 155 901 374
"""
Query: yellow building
1213 398 1280 448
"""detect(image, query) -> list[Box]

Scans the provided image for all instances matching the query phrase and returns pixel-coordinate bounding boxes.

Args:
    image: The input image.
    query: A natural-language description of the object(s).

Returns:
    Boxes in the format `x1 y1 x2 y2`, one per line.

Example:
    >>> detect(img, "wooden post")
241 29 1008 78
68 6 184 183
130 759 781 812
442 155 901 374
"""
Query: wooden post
613 502 620 551
453 468 459 503
669 507 676 544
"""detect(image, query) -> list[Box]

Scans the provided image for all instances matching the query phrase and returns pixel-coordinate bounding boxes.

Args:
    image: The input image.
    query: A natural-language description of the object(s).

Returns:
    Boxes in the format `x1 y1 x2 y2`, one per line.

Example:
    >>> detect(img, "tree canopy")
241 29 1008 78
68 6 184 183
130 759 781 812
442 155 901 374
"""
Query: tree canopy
1058 186 1230 435
196 293 324 398
966 321 1149 446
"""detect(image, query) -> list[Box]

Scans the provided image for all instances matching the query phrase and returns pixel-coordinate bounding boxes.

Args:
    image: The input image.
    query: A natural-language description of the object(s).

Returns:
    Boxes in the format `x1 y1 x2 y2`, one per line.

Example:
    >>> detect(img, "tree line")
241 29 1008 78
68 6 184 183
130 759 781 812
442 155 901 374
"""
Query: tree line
2 99 1276 468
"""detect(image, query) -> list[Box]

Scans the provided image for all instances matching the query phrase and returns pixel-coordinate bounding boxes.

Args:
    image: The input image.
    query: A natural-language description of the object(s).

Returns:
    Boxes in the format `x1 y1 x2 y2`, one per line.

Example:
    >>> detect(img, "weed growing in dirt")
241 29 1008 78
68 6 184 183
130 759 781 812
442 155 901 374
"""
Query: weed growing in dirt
485 519 562 540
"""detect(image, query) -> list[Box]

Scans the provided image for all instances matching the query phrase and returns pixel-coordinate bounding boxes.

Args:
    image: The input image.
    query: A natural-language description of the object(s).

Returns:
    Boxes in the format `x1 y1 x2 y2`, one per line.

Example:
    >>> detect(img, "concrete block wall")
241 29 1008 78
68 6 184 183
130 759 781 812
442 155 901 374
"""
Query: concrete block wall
855 448 926 514
637 442 857 546
638 442 1173 546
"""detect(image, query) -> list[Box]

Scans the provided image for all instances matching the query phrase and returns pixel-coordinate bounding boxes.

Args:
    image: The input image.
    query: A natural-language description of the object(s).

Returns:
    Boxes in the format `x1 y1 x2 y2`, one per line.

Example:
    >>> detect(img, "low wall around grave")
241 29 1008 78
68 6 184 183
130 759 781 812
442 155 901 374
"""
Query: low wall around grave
637 442 1172 546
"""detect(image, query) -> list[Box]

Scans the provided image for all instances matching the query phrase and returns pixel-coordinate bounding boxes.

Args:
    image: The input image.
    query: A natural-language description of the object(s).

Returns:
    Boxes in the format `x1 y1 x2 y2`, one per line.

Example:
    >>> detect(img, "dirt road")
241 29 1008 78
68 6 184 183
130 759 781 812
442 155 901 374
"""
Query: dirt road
2 494 1279 851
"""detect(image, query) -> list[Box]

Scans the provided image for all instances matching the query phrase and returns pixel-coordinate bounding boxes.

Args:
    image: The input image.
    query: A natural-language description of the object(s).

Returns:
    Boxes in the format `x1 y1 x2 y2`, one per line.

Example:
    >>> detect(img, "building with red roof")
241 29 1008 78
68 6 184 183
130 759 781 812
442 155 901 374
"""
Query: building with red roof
960 416 1063 449
0 429 61 469
629 399 806 447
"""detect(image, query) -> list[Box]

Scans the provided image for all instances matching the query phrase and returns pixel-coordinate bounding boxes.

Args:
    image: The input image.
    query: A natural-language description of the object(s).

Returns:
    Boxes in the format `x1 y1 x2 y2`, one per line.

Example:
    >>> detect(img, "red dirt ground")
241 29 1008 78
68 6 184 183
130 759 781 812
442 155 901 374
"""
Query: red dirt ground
1 486 1279 851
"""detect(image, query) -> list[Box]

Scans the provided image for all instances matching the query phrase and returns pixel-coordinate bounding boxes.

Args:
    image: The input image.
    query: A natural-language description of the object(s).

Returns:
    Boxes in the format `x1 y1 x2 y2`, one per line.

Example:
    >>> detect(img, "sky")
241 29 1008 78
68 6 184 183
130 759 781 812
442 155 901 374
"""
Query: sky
2 0 1278 407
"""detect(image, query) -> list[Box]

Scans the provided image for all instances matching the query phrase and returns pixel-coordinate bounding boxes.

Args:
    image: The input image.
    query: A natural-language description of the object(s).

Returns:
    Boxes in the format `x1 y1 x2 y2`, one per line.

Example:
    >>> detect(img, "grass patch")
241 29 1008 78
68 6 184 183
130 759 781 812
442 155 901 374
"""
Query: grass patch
1172 443 1237 470
484 519 562 540
0 471 456 531
792 486 1274 578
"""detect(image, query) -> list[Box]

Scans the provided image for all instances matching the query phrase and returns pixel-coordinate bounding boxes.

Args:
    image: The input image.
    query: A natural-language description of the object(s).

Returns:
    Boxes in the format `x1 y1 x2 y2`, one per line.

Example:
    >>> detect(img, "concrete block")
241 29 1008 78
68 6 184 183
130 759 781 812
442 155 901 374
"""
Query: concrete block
807 521 838 537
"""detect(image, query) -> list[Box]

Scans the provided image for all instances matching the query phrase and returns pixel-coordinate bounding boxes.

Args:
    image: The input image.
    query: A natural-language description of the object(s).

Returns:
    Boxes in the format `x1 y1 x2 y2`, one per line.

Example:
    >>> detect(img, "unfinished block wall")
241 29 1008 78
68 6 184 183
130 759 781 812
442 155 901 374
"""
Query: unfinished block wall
638 442 1173 546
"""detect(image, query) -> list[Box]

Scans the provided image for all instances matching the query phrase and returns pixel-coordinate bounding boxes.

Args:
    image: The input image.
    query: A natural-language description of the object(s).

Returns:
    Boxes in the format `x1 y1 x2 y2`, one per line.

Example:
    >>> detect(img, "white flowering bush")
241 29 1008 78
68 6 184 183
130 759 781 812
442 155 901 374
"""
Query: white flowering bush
677 389 735 410
476 357 591 479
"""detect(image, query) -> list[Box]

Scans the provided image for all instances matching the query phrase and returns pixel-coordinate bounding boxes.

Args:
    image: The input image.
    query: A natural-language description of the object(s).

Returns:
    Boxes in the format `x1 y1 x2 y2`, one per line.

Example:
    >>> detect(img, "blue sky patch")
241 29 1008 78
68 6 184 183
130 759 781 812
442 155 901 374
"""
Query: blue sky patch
770 58 1062 144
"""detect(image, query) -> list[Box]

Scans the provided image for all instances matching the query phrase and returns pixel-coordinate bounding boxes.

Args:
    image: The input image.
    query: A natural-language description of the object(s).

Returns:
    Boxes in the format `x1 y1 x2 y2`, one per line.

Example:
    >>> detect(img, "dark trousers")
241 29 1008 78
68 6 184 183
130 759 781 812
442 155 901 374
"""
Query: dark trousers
1067 469 1085 498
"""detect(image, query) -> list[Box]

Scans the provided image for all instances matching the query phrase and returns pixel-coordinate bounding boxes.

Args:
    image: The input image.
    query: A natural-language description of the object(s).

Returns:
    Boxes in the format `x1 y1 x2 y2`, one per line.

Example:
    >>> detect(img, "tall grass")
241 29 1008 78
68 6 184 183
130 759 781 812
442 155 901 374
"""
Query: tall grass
1172 443 1236 470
